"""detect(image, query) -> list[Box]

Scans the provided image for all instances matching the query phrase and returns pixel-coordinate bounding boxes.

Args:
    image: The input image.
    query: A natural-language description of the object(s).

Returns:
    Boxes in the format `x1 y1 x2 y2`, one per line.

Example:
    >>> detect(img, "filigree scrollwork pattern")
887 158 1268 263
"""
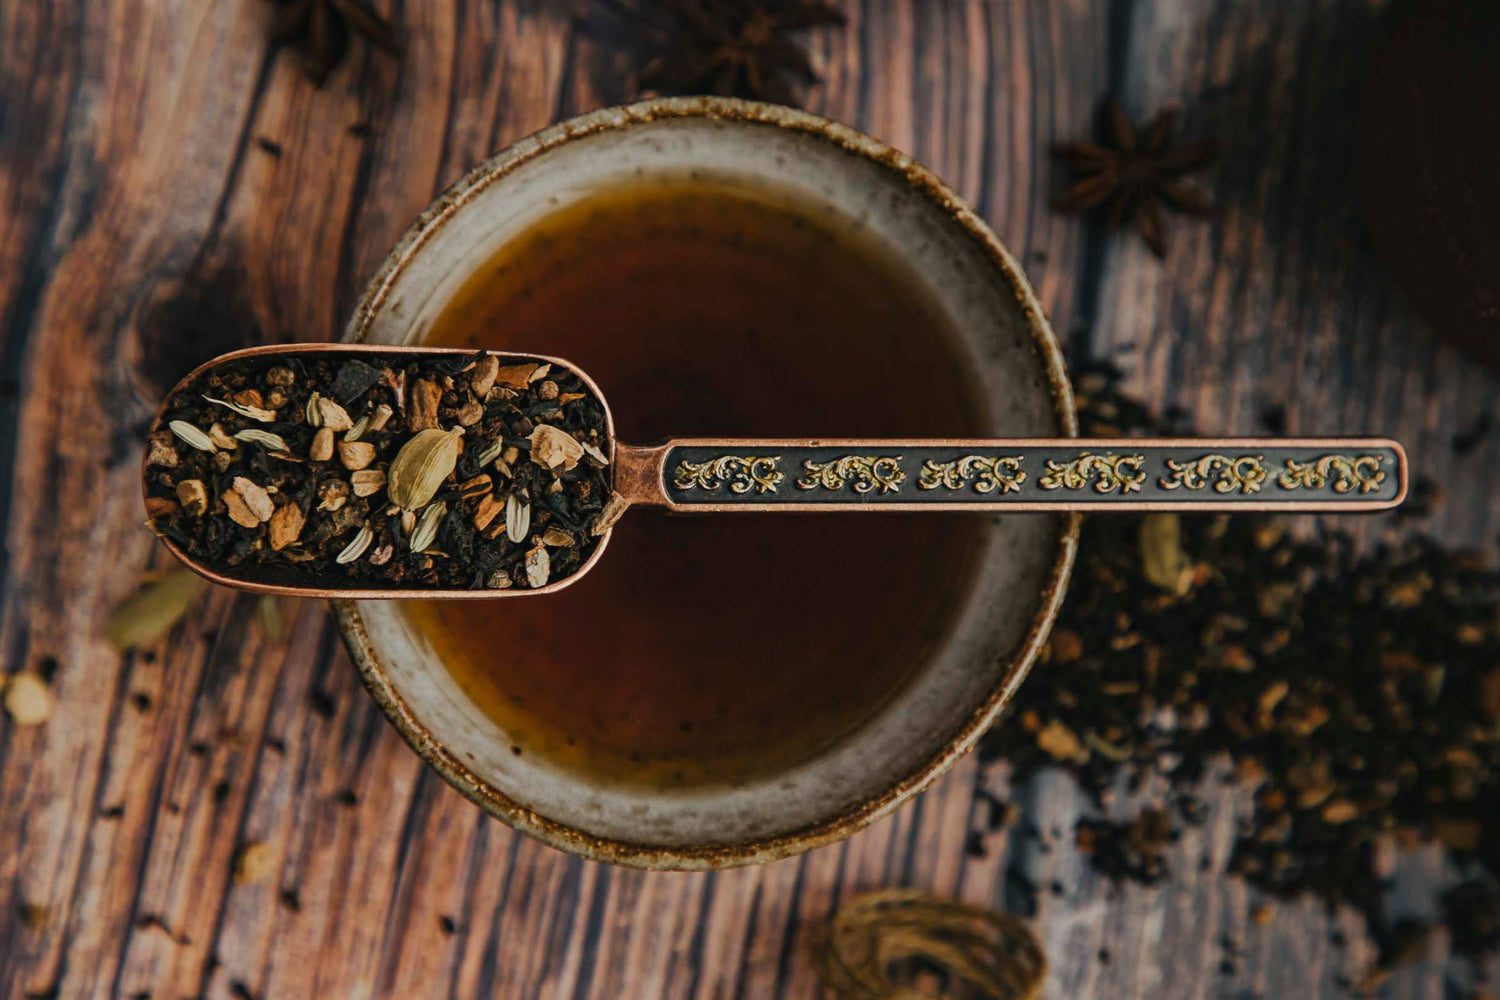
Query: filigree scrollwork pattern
795 456 905 494
916 455 1027 494
1159 454 1268 494
672 456 785 494
1038 453 1147 494
1277 454 1385 494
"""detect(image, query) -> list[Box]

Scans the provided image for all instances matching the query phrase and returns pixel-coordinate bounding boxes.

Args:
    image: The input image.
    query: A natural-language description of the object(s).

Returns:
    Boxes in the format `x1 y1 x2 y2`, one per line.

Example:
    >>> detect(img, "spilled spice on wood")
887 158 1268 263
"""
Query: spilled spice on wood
978 362 1500 962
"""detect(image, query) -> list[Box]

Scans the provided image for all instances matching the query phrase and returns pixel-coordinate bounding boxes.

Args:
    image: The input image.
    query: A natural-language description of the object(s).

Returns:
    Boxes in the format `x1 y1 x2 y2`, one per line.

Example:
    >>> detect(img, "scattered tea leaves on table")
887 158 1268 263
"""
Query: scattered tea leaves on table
1443 880 1500 959
979 362 1500 962
143 351 615 591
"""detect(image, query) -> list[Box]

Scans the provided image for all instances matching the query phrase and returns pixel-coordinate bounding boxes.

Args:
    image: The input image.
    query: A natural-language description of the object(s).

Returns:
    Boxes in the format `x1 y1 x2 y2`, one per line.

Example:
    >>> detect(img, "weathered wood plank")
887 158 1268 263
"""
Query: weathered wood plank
0 2 92 990
0 3 289 999
3 1 1494 999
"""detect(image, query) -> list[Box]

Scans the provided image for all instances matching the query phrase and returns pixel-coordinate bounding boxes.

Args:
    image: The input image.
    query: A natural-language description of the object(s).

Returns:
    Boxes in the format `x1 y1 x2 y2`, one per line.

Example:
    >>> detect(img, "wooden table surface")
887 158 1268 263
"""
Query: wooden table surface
3 2 1497 998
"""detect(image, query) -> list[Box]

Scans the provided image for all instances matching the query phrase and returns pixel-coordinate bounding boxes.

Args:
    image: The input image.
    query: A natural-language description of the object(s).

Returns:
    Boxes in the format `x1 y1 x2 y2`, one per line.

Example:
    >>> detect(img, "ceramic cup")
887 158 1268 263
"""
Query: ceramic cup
333 97 1078 869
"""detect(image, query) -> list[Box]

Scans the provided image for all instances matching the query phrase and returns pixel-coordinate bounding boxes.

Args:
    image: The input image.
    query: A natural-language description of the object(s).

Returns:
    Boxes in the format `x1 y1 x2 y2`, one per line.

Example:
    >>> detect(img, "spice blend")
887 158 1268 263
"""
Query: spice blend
978 365 1500 960
143 350 621 592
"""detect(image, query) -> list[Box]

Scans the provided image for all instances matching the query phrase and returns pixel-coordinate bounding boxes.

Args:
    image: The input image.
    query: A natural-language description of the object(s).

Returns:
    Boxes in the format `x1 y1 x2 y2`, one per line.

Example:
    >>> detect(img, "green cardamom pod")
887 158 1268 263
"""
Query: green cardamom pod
387 427 463 510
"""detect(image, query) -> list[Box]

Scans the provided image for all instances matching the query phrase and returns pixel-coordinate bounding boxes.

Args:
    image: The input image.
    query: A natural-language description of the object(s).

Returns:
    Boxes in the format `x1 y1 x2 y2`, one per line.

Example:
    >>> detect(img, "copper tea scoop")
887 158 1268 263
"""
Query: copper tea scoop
143 344 1407 598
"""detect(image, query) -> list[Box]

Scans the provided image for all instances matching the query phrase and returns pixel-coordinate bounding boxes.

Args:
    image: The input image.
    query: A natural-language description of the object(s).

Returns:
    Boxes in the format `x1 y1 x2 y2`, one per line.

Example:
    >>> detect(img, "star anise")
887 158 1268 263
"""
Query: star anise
604 0 846 107
268 0 402 86
1051 101 1219 258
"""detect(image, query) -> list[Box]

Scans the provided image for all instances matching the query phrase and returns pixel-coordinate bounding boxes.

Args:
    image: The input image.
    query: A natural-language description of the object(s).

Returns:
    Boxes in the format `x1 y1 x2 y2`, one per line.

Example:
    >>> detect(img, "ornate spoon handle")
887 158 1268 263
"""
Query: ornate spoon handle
614 438 1406 512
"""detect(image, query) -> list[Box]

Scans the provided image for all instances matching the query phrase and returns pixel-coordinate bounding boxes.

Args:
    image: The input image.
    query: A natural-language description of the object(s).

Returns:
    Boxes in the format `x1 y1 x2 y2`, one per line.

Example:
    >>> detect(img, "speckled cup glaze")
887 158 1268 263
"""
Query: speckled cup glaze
333 97 1078 870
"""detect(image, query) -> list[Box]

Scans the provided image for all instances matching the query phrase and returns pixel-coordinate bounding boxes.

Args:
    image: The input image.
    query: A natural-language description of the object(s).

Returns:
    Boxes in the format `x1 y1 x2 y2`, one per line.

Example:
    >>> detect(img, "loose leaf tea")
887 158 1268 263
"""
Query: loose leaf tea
978 364 1500 961
143 351 617 591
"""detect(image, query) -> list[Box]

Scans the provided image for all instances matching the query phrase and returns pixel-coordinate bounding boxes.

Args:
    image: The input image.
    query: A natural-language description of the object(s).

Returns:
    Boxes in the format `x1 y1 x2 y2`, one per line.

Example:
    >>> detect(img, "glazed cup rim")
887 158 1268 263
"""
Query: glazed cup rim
332 95 1080 870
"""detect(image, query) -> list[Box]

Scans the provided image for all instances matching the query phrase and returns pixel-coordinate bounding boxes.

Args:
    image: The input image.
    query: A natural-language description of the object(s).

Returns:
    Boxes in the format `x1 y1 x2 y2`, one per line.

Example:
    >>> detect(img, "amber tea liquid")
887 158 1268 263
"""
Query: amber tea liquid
409 176 989 787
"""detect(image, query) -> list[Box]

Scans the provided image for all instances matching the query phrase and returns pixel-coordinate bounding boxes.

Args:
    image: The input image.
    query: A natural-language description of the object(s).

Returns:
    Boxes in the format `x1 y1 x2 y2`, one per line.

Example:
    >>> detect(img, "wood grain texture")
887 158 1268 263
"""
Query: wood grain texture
1 1 1494 999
